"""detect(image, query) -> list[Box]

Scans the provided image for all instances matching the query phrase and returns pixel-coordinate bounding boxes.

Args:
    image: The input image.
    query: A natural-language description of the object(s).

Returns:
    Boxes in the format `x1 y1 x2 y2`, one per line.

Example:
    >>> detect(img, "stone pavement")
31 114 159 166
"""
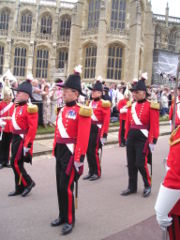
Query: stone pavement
0 135 170 240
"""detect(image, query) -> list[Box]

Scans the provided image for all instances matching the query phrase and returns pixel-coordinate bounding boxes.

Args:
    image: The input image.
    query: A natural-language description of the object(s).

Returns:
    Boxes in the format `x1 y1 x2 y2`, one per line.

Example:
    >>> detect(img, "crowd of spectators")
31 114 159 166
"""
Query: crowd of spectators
0 74 179 127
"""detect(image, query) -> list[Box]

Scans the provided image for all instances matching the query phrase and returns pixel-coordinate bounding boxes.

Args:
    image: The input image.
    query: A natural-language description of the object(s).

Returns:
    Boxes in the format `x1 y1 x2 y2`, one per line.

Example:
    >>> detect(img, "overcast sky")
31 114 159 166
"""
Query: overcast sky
151 0 180 17
66 0 180 18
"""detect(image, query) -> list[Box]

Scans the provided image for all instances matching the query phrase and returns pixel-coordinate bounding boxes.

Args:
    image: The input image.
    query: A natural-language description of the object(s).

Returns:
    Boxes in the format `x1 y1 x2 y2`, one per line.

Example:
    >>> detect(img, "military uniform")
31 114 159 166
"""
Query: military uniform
117 98 127 147
155 126 180 239
169 96 180 129
0 100 14 168
51 68 92 235
9 80 38 197
122 78 159 197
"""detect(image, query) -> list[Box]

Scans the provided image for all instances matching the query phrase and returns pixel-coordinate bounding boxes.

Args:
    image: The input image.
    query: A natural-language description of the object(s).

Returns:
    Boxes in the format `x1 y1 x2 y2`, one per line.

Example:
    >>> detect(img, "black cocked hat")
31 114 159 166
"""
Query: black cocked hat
12 80 32 98
61 73 86 96
133 79 147 92
88 81 103 92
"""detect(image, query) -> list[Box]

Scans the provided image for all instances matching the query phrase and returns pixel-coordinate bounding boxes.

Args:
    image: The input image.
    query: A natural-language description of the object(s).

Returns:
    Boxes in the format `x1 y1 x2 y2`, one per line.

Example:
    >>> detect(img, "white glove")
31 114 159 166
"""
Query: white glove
23 147 30 156
120 108 128 114
74 161 83 173
155 184 180 229
169 120 172 131
156 213 172 230
149 143 155 152
0 118 7 128
100 137 107 146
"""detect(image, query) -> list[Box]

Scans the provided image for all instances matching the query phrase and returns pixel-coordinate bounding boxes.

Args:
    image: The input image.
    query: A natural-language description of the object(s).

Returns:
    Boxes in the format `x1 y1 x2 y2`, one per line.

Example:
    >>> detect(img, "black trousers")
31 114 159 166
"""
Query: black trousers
11 135 33 191
120 120 126 144
126 129 151 191
86 124 102 177
0 132 12 165
55 143 75 225
33 101 43 126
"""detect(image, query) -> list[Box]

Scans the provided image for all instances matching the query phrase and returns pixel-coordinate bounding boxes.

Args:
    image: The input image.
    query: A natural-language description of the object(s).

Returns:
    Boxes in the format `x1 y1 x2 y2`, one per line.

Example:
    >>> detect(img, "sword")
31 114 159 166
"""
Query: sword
75 180 78 210
162 228 168 240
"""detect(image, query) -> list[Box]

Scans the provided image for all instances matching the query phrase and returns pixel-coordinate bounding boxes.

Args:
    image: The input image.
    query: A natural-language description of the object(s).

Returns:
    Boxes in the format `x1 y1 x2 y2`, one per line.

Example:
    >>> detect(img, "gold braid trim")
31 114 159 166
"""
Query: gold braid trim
169 126 180 146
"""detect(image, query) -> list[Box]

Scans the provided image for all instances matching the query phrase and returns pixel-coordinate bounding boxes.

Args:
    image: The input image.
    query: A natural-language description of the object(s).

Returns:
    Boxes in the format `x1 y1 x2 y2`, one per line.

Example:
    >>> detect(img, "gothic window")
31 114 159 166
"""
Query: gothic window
40 15 52 34
36 49 49 78
20 12 32 32
169 29 176 49
59 15 71 41
0 45 4 74
0 9 10 30
107 44 123 80
111 0 126 30
84 44 97 79
57 48 68 69
13 47 27 77
88 0 101 29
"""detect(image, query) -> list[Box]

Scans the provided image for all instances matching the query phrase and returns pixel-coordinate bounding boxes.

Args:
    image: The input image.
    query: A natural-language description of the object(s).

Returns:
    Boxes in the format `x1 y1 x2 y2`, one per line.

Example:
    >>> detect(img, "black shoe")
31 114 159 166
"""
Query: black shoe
121 189 137 196
83 173 92 180
8 189 24 197
143 187 151 198
120 143 126 147
4 163 11 168
51 217 65 227
0 164 4 169
21 181 35 197
89 174 100 181
61 223 73 235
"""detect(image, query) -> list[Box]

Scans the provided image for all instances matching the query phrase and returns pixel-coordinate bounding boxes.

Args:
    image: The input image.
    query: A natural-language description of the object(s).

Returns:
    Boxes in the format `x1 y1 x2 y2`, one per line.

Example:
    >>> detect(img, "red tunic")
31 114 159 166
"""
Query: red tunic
11 104 38 155
89 99 111 138
125 100 159 144
0 101 14 133
117 99 127 121
169 96 180 126
53 104 91 162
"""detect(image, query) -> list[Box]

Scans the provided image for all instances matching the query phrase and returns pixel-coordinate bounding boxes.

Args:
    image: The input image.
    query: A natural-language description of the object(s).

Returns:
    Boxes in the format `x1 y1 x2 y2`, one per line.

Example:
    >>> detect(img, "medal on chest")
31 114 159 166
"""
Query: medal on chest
66 110 77 120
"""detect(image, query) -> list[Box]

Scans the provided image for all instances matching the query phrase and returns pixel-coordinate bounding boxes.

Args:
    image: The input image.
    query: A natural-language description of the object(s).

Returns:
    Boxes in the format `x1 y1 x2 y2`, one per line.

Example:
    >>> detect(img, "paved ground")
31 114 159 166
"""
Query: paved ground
0 135 170 240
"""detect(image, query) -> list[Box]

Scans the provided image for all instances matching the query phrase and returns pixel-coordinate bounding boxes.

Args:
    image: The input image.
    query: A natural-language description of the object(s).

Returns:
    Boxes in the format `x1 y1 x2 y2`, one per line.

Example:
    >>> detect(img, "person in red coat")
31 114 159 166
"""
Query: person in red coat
155 126 180 239
117 87 132 147
0 82 14 169
9 80 38 197
121 74 160 198
51 66 92 235
83 81 111 181
169 84 180 130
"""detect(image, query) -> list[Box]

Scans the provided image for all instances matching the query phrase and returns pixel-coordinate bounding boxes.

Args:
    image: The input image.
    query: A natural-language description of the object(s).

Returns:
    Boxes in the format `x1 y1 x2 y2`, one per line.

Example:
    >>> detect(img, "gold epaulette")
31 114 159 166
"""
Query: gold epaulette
27 104 38 113
169 126 180 146
127 101 132 108
150 102 160 110
101 99 111 108
79 104 92 117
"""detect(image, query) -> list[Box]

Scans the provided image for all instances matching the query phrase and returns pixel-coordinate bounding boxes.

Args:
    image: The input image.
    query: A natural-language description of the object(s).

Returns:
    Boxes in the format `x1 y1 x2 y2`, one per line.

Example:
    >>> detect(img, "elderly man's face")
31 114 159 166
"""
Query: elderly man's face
134 90 146 101
63 88 79 103
15 91 29 103
91 90 102 99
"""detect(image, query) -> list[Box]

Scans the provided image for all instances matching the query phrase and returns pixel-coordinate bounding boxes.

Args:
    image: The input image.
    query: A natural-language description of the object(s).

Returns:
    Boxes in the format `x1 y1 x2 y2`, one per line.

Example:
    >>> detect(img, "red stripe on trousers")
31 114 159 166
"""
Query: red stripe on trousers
14 140 27 187
168 215 180 239
95 129 101 177
68 168 75 224
144 149 151 186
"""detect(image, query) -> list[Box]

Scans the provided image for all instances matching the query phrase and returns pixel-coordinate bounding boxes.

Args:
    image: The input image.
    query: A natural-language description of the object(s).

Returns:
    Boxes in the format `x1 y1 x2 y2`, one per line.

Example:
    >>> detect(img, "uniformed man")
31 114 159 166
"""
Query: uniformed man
0 80 14 169
9 80 38 197
155 125 180 239
51 66 92 235
117 87 132 147
169 84 180 130
121 73 160 197
83 81 111 181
